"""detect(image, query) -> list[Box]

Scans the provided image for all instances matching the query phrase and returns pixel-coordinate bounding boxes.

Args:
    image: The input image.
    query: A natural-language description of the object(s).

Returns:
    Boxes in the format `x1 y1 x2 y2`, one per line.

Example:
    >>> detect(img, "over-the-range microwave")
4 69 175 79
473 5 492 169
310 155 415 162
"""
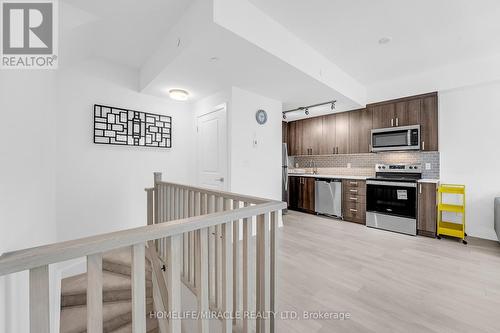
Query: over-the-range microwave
371 125 420 152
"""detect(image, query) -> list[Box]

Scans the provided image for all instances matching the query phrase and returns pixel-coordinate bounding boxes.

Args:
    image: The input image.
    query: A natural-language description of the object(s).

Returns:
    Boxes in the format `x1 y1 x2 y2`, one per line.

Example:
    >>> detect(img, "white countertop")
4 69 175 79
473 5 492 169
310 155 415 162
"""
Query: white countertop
288 173 370 180
417 179 440 184
288 173 439 183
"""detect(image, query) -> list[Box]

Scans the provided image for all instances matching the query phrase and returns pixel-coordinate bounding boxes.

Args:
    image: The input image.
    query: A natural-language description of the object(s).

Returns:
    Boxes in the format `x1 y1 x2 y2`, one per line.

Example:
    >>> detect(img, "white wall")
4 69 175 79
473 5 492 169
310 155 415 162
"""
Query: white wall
230 87 282 200
439 82 500 240
0 71 57 333
55 58 195 241
193 87 282 200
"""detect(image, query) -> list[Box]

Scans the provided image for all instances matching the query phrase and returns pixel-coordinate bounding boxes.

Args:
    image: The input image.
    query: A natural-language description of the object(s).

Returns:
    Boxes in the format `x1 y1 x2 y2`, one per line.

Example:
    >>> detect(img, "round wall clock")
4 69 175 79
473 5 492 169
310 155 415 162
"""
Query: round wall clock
255 109 268 125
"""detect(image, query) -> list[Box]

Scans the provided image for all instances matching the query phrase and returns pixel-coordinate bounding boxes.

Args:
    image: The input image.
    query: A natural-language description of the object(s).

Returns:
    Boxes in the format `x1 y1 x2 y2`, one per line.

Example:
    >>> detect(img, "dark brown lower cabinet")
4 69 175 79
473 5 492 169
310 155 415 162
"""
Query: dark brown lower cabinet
417 182 437 237
342 179 366 224
288 176 299 210
288 176 315 213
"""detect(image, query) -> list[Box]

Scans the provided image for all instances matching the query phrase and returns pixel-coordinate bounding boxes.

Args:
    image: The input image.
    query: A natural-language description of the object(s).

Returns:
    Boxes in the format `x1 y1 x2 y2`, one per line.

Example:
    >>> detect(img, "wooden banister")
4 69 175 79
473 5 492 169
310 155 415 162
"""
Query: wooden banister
0 172 284 333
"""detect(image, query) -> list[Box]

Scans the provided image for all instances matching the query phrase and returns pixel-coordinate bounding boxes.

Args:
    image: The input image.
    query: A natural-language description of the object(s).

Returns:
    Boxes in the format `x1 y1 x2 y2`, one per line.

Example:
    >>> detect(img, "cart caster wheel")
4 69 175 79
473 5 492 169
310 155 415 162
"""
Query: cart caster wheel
436 235 441 240
462 240 468 245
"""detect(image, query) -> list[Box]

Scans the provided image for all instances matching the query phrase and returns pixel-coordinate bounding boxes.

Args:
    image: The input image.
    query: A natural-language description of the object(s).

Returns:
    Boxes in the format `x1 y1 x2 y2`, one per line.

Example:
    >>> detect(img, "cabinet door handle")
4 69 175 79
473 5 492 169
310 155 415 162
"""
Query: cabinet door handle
350 189 358 193
350 197 358 201
396 117 399 126
419 184 422 194
350 208 358 212
422 141 425 151
391 118 394 127
349 181 358 185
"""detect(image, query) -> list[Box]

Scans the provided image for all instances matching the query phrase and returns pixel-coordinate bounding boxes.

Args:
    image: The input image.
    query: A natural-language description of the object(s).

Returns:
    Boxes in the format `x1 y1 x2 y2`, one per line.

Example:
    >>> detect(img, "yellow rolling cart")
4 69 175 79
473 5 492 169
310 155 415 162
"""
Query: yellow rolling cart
437 184 467 244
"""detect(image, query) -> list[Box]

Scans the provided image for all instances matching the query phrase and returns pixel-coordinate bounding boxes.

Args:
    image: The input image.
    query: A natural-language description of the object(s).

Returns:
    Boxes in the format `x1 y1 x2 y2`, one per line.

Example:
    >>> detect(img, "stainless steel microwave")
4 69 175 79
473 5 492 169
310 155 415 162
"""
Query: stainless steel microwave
371 125 420 152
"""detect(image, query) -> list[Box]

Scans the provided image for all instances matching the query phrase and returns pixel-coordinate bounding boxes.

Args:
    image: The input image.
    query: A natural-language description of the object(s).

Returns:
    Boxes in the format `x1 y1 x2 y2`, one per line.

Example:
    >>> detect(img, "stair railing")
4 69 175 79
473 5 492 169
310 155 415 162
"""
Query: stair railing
0 172 285 333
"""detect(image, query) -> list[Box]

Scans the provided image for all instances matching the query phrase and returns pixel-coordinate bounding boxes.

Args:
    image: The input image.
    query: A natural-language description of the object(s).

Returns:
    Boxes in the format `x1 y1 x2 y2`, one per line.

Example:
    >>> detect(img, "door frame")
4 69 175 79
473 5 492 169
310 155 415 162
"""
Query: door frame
196 103 230 191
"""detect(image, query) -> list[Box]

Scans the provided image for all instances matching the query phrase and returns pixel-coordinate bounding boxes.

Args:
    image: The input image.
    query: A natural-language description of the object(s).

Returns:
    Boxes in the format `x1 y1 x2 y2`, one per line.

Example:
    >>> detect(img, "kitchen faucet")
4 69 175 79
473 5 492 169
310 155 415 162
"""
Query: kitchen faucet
309 159 318 174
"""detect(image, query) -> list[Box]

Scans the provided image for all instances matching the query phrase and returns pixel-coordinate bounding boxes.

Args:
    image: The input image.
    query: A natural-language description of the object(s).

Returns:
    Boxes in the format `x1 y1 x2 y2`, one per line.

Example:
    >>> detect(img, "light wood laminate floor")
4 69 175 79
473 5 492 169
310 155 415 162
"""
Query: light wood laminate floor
277 211 500 333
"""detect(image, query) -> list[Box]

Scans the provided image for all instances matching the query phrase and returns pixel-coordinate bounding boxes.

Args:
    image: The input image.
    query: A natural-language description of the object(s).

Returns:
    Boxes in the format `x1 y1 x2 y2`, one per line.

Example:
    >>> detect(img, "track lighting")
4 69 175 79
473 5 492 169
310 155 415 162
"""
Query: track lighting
282 99 337 119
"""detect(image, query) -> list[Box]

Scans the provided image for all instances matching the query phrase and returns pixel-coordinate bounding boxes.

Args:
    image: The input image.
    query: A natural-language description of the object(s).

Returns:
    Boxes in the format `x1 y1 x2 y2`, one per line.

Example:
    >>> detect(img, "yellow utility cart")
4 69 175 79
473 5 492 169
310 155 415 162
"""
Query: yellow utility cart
437 184 467 244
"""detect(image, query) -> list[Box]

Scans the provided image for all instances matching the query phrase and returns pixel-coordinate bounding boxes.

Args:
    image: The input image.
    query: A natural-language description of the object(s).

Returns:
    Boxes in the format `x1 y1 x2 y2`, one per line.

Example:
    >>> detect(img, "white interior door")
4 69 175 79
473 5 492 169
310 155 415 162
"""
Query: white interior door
197 104 228 190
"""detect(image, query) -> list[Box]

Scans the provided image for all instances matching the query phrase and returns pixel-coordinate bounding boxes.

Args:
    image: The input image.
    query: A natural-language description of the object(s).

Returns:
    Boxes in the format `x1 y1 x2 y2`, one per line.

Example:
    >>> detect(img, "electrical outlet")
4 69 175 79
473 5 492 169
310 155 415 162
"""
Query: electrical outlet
425 163 431 170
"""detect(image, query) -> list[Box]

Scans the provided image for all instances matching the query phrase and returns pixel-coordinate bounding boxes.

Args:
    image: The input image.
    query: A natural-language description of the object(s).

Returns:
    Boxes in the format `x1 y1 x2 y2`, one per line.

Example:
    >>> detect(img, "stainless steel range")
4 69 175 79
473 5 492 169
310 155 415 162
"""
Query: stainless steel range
366 164 422 236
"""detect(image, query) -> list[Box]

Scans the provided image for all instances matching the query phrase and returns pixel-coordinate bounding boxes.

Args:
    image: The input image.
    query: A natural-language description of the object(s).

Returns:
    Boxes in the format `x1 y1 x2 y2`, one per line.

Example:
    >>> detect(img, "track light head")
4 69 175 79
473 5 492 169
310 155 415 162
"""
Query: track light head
331 102 335 110
282 112 287 120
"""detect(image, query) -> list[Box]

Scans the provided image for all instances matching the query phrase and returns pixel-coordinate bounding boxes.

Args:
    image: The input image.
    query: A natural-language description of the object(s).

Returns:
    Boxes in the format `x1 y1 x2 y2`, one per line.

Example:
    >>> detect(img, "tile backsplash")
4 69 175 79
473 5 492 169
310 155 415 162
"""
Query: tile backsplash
290 151 440 179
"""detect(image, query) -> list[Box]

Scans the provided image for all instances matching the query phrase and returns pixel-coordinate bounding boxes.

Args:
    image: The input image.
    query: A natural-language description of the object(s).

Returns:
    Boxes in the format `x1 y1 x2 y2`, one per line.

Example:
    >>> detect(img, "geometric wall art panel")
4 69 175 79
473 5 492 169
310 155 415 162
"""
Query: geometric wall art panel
93 104 172 148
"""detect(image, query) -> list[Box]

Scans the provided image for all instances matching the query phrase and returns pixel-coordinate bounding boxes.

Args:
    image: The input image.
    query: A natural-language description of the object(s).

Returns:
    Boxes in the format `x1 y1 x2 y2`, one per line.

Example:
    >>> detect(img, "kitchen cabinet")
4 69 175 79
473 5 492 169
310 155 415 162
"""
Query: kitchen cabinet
420 94 439 151
288 176 315 213
349 109 372 154
342 179 366 224
335 112 350 154
371 97 421 128
282 121 288 143
287 121 302 156
371 103 395 129
320 114 336 155
417 182 437 237
395 99 421 126
301 117 322 155
288 176 299 209
299 177 315 212
286 92 438 156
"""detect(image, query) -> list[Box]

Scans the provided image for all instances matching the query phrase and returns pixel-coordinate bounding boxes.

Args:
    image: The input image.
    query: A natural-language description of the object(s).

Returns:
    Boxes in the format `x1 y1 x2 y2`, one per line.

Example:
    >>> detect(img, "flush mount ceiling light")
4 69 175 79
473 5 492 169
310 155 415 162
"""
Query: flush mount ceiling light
169 89 189 101
378 37 392 45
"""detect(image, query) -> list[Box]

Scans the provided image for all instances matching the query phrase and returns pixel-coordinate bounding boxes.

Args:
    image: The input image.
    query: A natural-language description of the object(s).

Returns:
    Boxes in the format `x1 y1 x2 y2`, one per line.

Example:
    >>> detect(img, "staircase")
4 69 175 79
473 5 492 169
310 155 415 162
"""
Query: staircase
60 248 160 333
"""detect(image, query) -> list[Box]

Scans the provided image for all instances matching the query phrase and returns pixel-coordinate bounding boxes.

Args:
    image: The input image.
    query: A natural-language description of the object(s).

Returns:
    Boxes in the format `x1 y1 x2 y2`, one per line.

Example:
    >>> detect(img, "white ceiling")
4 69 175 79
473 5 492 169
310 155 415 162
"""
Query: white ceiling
61 0 194 68
142 22 360 112
248 0 500 85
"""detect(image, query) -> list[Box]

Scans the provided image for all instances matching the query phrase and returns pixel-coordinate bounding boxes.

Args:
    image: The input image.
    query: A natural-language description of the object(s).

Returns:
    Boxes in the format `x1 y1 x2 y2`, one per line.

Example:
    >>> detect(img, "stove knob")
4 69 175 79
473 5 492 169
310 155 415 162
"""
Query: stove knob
382 166 386 169
378 166 382 169
409 166 413 170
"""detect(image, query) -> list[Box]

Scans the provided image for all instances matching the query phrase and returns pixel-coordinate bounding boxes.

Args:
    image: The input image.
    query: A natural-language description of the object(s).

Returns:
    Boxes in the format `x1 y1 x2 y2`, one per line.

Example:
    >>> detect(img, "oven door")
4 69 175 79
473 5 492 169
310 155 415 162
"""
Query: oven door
366 180 417 219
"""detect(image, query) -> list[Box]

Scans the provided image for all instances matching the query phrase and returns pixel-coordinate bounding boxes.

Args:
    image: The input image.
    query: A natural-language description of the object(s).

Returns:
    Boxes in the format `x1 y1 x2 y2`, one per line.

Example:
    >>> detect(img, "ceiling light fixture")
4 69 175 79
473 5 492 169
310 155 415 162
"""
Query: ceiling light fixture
169 89 190 101
304 108 309 115
378 37 392 45
282 112 287 120
331 101 336 110
210 56 219 62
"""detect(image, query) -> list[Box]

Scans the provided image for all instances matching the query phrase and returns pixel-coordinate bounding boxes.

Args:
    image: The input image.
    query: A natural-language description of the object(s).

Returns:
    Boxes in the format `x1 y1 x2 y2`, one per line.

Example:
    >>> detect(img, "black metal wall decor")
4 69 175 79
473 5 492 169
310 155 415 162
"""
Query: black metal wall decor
93 104 172 148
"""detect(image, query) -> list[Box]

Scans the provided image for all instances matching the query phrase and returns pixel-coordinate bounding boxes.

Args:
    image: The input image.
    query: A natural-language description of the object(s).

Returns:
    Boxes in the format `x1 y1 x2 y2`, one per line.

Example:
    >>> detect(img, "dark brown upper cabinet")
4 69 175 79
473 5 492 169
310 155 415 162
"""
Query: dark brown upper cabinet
349 108 372 154
286 92 438 156
335 112 350 154
282 121 288 144
421 94 438 151
300 117 323 155
371 103 395 129
287 121 302 156
395 99 421 126
320 114 336 155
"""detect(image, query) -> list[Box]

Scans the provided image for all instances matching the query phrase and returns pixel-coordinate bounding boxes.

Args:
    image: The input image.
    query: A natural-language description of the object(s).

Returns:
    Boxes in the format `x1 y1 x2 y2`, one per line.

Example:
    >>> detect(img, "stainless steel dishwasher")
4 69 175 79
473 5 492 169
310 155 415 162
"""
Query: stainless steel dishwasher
315 179 342 218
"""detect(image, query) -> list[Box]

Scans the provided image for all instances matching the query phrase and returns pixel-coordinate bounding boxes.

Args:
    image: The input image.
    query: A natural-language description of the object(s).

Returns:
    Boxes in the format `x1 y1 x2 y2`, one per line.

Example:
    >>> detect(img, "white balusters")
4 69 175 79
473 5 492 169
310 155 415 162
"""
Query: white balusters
29 265 50 333
87 253 103 333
